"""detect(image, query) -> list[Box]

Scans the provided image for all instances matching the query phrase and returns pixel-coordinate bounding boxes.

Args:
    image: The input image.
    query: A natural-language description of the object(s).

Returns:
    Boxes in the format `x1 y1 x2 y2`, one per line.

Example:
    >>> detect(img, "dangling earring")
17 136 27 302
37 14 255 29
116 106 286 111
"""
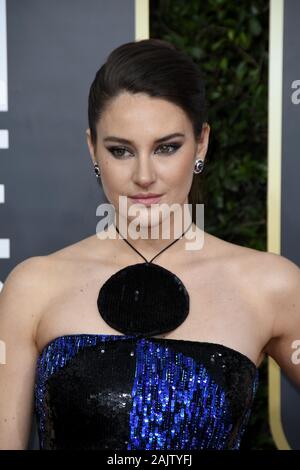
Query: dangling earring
94 163 101 179
194 158 204 174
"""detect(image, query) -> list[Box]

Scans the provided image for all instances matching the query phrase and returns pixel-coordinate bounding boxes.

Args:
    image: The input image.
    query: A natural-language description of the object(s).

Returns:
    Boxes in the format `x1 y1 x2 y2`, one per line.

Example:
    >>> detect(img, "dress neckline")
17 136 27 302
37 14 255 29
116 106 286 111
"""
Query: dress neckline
37 333 259 372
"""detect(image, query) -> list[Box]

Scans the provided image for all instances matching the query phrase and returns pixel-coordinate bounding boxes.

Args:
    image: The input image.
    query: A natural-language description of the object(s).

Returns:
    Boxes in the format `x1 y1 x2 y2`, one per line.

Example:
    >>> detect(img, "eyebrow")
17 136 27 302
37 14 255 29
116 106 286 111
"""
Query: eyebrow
103 132 185 145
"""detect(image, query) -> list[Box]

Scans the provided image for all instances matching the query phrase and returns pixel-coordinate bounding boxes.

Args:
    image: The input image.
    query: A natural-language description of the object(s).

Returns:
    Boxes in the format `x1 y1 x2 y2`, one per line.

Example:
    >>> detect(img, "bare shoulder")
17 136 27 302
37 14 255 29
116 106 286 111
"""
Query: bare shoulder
241 246 300 316
203 231 280 274
2 232 110 294
231 241 300 303
0 255 54 352
1 255 52 296
0 234 101 342
221 236 300 385
259 250 300 293
255 250 300 333
0 234 94 309
204 232 298 318
250 250 300 387
45 233 110 263
0 255 67 449
206 231 295 268
0 255 57 309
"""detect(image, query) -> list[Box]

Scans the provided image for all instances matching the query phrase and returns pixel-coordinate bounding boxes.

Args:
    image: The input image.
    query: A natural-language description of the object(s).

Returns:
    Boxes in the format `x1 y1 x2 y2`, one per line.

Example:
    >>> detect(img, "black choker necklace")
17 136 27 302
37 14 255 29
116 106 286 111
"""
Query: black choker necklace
97 221 192 337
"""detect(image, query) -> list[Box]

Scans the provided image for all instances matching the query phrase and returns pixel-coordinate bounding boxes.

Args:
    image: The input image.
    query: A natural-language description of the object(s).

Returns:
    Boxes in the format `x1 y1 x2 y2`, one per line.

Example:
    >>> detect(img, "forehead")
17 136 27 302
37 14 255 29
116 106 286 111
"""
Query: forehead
98 91 191 135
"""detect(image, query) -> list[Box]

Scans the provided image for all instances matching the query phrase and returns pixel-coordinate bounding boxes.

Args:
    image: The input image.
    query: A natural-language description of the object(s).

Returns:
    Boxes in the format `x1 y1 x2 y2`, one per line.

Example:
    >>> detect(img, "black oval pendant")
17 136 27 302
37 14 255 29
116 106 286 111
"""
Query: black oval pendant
97 262 189 336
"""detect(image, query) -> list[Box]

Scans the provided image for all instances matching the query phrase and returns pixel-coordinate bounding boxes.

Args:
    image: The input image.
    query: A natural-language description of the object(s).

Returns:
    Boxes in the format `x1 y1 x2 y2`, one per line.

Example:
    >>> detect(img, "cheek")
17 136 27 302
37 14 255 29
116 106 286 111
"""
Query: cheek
101 160 130 191
164 156 194 185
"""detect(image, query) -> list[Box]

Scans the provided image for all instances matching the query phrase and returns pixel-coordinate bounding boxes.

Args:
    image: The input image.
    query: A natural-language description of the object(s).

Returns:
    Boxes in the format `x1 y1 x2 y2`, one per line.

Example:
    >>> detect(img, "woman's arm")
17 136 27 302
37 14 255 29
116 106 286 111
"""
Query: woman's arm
263 253 300 389
0 257 45 449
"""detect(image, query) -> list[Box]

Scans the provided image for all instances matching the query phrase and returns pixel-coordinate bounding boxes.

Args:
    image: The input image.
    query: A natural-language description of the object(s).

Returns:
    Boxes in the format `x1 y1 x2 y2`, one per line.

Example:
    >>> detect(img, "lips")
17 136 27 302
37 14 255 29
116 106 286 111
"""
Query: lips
129 194 163 205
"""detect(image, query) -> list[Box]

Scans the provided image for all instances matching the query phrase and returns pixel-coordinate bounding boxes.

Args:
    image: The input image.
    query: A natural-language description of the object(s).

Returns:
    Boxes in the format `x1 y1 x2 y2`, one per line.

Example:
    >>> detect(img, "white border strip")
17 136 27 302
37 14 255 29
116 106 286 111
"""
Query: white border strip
0 183 4 203
0 0 8 111
0 129 9 148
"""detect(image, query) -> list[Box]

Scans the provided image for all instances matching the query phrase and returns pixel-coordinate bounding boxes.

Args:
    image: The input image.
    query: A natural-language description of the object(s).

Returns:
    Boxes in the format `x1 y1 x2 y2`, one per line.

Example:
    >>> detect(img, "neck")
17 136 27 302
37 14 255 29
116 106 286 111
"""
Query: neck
110 212 195 262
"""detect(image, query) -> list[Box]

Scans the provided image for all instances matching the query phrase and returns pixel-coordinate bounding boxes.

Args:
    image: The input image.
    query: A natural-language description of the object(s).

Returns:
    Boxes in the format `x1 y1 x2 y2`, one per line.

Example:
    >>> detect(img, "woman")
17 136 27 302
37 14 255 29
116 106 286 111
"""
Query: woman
0 39 299 450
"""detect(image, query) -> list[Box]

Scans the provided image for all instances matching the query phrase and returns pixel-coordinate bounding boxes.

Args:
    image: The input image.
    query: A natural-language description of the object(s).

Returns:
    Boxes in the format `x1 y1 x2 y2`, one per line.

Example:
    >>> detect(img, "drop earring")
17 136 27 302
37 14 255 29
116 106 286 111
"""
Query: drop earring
194 159 204 174
94 163 101 179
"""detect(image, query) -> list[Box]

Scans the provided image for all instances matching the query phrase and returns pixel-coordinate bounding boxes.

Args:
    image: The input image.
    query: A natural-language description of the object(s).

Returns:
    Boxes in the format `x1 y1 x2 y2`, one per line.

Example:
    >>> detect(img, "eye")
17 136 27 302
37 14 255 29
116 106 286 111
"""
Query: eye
155 143 181 155
107 146 133 159
106 142 181 159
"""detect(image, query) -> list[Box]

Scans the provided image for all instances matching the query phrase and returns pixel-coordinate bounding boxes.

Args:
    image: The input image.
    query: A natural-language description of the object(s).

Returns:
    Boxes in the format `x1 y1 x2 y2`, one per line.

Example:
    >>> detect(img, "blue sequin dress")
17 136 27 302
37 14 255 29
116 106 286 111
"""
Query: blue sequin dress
34 334 259 450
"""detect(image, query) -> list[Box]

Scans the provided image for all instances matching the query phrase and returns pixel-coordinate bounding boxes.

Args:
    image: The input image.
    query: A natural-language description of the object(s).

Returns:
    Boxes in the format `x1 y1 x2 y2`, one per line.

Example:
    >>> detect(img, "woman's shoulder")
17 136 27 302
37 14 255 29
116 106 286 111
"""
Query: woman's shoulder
0 253 69 315
202 231 272 270
202 232 298 302
46 233 113 264
2 255 52 293
0 255 55 354
220 236 299 283
208 233 300 315
0 234 107 346
206 231 288 264
0 234 102 308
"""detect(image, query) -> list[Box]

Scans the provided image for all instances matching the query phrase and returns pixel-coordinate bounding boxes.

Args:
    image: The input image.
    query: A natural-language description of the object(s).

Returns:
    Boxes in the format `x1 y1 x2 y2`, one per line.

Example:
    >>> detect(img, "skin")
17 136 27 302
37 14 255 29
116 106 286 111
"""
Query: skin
0 91 300 449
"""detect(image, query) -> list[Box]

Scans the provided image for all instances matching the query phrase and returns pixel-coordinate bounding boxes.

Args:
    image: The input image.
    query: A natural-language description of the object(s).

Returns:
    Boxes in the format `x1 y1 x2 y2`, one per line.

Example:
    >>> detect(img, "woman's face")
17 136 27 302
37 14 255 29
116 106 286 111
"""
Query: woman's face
86 91 210 226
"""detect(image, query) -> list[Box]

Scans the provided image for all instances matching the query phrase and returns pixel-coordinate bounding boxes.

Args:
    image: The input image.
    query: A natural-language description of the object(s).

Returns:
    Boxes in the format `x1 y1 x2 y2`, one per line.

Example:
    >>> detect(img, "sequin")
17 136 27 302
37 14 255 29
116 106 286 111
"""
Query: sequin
97 263 190 336
34 334 259 450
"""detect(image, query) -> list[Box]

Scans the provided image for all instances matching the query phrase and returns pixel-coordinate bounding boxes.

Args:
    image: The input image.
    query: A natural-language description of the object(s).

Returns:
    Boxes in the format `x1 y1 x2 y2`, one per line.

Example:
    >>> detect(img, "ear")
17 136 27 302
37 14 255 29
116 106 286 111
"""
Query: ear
195 122 210 162
86 128 96 164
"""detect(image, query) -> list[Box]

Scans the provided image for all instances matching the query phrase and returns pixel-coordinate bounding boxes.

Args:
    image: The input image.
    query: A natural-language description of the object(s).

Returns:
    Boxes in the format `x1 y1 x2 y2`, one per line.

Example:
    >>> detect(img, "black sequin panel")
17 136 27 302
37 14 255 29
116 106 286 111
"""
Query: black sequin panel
97 263 190 336
34 334 259 450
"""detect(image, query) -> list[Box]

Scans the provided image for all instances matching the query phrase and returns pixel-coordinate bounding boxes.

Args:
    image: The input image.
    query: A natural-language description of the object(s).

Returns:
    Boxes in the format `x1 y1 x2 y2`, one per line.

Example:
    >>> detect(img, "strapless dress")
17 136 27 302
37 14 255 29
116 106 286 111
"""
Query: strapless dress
34 334 259 450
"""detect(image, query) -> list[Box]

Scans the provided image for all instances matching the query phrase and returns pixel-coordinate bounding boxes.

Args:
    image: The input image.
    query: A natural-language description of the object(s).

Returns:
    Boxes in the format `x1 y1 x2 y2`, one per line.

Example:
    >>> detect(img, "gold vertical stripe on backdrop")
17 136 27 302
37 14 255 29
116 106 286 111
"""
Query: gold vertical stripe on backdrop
268 0 290 450
135 0 149 40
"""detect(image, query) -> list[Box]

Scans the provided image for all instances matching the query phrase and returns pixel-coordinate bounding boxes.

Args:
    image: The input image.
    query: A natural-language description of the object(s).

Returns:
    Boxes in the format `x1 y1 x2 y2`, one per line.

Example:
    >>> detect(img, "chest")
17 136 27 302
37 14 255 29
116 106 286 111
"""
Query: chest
35 257 265 363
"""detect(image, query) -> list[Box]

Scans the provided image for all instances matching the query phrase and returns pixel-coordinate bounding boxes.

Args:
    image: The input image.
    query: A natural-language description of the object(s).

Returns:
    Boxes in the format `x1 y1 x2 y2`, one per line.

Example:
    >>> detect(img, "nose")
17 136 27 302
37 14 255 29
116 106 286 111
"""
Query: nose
132 153 156 188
